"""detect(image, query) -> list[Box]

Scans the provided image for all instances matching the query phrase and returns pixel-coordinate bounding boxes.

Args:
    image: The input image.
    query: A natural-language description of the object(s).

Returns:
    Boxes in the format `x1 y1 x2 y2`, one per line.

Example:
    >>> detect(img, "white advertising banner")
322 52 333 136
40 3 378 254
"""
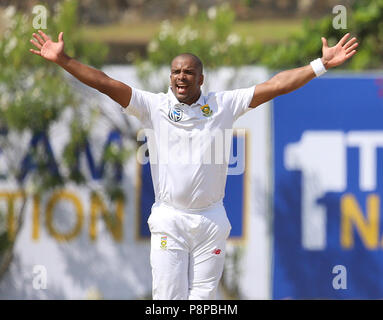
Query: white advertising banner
0 66 271 299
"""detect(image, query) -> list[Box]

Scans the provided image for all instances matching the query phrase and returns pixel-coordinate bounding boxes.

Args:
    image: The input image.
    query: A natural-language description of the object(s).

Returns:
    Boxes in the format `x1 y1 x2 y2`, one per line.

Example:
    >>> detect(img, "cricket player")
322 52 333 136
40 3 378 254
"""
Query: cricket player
30 30 358 300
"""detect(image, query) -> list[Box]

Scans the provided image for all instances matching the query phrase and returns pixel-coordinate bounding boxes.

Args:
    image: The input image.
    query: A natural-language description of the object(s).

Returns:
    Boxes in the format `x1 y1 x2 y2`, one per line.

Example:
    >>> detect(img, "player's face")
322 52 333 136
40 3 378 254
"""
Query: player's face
170 56 204 105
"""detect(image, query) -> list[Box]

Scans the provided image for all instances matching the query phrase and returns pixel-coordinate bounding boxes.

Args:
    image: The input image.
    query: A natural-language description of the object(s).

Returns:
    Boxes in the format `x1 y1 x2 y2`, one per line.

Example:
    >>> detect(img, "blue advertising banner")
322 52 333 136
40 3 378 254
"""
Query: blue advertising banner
137 132 247 240
273 76 383 299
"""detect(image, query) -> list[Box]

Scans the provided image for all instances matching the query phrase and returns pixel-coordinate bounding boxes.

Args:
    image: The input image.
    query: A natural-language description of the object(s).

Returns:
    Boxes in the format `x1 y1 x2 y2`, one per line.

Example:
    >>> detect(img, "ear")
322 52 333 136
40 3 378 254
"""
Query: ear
199 74 204 86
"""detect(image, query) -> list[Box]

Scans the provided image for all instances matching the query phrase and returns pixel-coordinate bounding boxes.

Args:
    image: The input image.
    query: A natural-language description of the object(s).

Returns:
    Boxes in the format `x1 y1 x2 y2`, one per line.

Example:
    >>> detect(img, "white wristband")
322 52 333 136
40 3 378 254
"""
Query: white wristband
310 58 327 77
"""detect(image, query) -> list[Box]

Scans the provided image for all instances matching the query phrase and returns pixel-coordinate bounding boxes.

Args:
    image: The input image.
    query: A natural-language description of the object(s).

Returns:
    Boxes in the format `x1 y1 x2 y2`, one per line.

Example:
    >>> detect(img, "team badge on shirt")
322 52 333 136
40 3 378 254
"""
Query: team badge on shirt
160 236 167 250
200 104 213 117
168 106 183 122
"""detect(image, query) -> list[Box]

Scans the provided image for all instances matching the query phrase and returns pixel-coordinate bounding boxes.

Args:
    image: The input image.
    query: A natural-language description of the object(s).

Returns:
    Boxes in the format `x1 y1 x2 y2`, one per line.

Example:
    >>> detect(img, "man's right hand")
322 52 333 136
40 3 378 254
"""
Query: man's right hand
30 30 65 63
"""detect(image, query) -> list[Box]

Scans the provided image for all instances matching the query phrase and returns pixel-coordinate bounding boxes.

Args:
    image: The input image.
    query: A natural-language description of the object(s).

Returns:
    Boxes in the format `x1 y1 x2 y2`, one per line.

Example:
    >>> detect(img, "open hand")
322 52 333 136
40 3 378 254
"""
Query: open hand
29 30 65 63
321 33 358 69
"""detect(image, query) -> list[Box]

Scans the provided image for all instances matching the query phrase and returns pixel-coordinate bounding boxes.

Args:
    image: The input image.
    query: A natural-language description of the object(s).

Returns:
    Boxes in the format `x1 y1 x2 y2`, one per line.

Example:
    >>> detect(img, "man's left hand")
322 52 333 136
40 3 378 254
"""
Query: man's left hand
321 33 358 69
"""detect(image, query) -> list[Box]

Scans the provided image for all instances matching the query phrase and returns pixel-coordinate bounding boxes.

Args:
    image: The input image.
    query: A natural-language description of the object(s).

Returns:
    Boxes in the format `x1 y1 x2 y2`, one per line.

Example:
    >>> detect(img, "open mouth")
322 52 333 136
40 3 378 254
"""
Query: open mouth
176 84 188 95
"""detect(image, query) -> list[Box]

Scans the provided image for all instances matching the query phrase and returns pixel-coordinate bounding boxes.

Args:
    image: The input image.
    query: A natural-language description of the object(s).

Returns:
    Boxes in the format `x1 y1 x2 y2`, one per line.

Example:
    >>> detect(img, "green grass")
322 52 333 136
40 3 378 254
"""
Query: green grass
0 14 304 45
0 4 308 45
79 21 164 44
79 18 304 45
233 19 304 42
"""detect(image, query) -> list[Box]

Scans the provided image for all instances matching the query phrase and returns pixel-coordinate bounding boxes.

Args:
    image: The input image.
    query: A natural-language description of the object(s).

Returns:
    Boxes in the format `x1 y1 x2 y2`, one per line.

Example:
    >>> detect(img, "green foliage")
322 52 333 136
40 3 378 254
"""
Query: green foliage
0 0 110 196
61 115 89 184
0 0 108 133
142 4 263 69
259 17 336 69
0 212 11 252
52 0 108 67
0 1 128 261
258 0 383 70
0 0 107 186
348 0 383 69
143 1 383 71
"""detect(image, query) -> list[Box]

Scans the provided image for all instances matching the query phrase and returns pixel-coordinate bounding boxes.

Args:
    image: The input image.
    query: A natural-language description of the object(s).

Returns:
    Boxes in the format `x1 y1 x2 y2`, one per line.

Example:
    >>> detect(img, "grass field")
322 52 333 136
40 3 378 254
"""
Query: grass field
0 9 306 63
79 18 304 44
0 7 304 45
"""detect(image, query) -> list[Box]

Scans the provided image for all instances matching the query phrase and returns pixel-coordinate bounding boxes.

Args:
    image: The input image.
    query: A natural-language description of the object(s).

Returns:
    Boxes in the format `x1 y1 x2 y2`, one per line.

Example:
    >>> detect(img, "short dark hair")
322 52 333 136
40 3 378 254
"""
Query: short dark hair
171 53 203 74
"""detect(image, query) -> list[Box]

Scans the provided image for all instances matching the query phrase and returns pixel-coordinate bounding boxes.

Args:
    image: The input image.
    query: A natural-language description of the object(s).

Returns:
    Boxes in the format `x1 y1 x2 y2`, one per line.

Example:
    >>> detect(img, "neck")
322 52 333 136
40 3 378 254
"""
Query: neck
178 91 201 106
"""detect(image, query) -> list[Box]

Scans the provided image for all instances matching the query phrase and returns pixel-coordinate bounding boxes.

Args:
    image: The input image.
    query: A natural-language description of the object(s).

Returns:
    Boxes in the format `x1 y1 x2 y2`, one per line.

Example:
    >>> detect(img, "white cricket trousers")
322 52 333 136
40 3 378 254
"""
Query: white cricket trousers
147 201 231 300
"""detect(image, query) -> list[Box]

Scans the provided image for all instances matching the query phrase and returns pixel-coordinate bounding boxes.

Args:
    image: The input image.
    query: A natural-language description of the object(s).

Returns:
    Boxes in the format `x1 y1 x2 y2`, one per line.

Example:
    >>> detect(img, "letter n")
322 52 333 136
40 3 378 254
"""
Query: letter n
341 194 379 249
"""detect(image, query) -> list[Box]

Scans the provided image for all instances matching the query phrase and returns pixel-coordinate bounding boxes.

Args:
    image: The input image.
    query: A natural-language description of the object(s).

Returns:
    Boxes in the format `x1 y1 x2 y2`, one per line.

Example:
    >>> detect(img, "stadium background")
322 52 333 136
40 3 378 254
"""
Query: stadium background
0 0 382 299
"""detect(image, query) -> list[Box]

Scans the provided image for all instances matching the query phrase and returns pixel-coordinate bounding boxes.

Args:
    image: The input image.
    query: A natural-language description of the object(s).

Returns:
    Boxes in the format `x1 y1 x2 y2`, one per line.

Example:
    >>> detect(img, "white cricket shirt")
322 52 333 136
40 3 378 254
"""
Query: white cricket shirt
123 86 255 211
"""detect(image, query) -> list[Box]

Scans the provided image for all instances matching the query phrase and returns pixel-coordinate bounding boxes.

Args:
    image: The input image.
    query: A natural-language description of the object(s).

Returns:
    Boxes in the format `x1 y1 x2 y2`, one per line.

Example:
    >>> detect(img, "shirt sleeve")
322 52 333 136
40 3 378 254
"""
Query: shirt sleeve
121 87 158 125
222 85 256 121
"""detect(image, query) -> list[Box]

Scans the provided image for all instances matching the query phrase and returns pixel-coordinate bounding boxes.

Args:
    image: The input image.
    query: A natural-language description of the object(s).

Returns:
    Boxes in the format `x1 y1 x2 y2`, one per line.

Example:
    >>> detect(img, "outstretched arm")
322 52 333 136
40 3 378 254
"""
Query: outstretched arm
30 30 132 107
249 33 358 108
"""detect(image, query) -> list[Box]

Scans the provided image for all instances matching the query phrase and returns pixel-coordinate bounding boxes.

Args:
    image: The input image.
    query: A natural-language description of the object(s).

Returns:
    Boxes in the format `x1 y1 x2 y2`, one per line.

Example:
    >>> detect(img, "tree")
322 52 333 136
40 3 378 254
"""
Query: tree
0 0 131 281
259 0 383 70
143 1 383 71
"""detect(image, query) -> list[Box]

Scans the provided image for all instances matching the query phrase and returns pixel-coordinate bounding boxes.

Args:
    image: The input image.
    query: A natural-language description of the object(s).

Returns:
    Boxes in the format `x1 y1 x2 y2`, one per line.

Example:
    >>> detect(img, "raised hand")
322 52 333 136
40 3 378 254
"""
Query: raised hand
29 30 65 63
321 33 358 69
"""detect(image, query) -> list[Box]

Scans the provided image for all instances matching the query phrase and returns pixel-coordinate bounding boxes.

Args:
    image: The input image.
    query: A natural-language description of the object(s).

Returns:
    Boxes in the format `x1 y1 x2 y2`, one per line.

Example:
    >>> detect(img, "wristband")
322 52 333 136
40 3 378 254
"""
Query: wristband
310 58 327 77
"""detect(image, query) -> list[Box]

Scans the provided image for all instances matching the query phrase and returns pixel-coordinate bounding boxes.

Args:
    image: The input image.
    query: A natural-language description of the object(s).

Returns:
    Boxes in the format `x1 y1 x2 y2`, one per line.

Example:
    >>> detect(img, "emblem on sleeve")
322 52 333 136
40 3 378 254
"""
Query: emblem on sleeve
200 104 213 117
168 106 183 122
160 236 167 250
